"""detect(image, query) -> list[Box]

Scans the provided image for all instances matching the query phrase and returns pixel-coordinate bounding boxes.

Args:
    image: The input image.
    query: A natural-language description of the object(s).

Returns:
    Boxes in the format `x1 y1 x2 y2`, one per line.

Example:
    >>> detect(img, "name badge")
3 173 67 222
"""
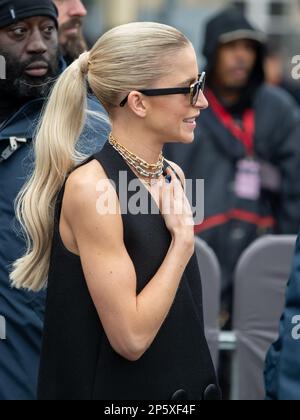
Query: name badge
234 159 261 200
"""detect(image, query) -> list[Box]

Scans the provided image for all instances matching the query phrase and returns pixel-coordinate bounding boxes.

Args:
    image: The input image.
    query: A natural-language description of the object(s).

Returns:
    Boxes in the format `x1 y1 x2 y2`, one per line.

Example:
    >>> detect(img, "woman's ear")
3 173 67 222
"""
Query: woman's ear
127 91 147 118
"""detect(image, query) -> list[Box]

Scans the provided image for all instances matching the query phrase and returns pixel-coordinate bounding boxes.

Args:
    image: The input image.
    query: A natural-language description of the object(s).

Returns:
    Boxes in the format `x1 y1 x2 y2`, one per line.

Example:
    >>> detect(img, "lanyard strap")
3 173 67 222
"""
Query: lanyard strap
206 89 255 156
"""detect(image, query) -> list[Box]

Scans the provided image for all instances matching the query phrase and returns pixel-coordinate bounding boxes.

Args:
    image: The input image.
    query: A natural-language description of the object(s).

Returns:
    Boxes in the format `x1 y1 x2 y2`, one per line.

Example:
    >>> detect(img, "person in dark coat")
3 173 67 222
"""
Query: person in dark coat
164 6 300 325
265 234 300 400
0 0 109 400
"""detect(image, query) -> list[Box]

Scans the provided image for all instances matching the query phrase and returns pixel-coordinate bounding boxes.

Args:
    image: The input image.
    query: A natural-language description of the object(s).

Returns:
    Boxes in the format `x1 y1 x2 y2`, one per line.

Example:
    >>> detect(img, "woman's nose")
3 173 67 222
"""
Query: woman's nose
195 90 209 110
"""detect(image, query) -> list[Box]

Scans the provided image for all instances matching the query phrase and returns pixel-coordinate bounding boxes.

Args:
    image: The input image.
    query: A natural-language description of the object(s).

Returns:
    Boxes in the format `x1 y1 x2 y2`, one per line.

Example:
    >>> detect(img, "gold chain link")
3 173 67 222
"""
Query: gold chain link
108 133 165 180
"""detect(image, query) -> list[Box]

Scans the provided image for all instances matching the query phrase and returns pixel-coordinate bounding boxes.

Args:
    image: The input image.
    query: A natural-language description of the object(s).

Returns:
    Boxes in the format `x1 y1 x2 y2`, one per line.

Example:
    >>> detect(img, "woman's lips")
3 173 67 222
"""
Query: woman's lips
183 117 197 129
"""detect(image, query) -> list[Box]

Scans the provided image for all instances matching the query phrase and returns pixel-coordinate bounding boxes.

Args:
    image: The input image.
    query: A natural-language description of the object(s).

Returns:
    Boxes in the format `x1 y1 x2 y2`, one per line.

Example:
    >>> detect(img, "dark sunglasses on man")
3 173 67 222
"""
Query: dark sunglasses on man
120 72 206 107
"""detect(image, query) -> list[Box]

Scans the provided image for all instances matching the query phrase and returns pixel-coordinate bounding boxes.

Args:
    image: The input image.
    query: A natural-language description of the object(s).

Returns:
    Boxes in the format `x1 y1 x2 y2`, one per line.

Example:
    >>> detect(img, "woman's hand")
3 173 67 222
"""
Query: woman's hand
159 167 195 256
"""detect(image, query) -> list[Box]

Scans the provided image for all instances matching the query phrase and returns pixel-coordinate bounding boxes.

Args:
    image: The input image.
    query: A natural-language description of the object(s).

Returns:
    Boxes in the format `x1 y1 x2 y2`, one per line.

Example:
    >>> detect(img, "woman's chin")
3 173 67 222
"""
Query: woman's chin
165 133 195 145
180 133 195 144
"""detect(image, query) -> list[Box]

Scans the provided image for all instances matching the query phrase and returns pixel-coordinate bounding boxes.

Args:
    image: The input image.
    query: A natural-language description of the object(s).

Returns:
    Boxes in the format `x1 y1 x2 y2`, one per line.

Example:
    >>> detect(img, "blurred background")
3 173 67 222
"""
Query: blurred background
83 0 300 94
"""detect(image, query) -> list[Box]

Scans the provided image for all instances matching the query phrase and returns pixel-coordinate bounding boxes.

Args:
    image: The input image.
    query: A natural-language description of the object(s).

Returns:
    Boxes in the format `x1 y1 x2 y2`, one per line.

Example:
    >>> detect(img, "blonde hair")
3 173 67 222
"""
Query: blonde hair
10 22 191 291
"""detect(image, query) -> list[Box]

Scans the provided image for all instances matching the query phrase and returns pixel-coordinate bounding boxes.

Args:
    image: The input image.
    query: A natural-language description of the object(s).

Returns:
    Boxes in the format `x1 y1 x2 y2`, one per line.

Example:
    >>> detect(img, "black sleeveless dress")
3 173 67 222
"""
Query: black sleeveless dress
38 142 220 401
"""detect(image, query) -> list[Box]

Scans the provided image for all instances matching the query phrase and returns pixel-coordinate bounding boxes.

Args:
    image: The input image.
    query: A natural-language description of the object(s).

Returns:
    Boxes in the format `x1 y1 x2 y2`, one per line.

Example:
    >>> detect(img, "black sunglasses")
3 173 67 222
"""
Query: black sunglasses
120 72 206 107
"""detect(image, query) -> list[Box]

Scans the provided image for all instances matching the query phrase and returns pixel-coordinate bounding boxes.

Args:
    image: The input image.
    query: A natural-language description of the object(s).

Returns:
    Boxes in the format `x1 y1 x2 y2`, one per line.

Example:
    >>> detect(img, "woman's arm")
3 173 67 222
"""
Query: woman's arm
61 160 194 362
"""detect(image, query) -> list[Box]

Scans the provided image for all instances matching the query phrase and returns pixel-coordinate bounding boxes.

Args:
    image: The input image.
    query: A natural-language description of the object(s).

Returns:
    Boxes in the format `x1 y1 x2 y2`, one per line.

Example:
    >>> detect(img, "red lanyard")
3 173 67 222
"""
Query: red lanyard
206 89 255 156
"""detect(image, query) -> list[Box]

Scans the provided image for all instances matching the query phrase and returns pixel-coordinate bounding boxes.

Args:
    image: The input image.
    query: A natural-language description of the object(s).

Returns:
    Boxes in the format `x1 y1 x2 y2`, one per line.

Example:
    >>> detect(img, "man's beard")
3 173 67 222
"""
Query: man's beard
0 48 60 101
59 18 87 64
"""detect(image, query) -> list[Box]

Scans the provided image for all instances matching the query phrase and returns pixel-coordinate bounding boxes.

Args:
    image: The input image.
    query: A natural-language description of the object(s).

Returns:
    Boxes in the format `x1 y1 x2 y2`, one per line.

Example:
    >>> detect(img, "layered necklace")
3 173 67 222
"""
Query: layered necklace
108 133 165 184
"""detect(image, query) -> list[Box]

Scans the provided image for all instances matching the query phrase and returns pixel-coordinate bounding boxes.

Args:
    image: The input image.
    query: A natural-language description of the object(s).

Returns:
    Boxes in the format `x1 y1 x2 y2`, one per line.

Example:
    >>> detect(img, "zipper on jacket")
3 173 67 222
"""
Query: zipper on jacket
0 137 27 163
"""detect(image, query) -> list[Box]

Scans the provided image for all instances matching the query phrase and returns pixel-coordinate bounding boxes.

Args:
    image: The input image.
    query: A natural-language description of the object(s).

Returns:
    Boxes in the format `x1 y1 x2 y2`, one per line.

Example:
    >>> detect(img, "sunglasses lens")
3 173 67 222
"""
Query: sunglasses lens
192 84 200 106
191 74 206 105
201 74 206 92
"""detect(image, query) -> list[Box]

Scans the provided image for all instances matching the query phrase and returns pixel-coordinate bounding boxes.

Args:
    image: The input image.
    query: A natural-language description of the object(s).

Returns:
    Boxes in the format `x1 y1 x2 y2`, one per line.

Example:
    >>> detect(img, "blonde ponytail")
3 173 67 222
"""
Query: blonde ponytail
10 53 90 291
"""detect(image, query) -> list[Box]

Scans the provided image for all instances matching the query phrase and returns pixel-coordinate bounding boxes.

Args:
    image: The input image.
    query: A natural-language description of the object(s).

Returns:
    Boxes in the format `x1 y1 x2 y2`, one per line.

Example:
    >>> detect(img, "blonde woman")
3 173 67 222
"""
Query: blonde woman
11 22 221 401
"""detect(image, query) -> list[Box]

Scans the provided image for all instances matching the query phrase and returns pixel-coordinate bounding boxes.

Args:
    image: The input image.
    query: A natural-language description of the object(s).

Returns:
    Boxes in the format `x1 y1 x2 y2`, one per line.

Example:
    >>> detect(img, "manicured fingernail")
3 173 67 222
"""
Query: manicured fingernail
165 175 172 184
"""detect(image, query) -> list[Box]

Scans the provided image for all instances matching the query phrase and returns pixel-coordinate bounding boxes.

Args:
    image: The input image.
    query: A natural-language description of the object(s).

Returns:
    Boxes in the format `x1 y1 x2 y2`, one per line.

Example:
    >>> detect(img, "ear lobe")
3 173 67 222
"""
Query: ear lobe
127 91 147 118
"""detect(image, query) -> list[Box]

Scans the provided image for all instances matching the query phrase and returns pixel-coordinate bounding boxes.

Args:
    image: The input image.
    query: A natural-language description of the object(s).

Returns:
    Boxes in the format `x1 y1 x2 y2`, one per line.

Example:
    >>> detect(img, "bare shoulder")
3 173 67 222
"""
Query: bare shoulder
164 159 186 187
63 159 122 240
64 159 116 210
65 159 107 197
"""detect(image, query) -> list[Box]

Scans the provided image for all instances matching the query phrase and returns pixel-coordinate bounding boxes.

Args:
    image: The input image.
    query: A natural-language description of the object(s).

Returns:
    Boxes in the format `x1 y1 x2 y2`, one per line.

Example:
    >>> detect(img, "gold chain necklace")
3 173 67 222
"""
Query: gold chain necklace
108 133 165 180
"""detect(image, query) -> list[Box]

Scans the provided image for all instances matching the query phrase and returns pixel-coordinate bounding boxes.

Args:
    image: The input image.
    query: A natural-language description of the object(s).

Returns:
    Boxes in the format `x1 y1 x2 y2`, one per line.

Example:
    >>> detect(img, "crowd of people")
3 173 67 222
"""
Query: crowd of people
0 0 300 401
